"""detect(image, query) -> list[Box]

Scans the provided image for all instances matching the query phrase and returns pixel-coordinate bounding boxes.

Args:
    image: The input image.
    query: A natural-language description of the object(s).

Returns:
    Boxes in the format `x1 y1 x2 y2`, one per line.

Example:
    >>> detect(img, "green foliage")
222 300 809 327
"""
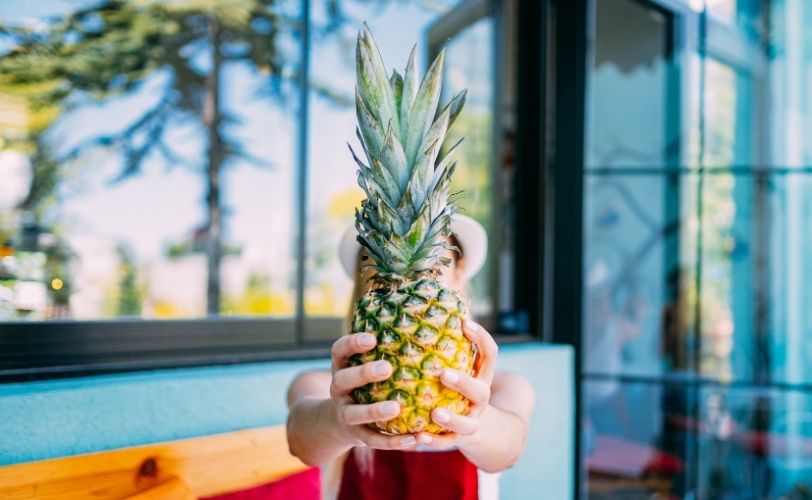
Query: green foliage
447 109 491 226
0 0 290 179
44 238 74 306
18 135 61 220
115 245 142 316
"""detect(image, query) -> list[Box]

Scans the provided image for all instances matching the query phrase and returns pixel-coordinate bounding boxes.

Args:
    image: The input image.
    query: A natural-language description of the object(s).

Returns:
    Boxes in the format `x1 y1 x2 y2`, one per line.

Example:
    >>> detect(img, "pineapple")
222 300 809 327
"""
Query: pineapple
348 24 474 435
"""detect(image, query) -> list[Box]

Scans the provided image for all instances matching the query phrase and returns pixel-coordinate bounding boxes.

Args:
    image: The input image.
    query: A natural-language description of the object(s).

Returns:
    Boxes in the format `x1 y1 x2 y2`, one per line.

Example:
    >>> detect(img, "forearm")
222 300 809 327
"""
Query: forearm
287 397 355 466
457 404 528 473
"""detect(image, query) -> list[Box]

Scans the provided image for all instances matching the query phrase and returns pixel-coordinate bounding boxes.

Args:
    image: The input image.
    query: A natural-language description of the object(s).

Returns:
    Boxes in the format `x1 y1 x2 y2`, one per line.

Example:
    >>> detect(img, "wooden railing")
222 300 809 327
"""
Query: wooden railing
0 426 308 500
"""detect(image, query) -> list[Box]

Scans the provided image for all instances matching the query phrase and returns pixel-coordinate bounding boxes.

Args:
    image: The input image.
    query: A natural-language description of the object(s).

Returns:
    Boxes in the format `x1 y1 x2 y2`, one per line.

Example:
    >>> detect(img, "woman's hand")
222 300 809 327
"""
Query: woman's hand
328 332 428 450
417 319 499 448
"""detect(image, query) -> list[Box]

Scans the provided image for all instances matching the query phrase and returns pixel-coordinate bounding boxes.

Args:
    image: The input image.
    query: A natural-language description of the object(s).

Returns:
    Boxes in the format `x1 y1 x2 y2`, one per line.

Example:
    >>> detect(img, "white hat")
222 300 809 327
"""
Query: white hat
338 214 487 281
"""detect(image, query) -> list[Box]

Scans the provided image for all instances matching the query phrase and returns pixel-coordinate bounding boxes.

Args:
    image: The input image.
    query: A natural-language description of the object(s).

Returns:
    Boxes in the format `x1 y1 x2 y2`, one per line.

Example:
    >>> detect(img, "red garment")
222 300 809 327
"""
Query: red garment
203 467 320 500
338 449 479 500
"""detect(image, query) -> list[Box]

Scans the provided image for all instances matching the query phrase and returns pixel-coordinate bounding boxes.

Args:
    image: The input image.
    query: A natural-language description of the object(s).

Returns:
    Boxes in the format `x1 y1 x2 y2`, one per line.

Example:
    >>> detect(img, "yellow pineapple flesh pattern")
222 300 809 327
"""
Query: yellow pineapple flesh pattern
350 278 475 434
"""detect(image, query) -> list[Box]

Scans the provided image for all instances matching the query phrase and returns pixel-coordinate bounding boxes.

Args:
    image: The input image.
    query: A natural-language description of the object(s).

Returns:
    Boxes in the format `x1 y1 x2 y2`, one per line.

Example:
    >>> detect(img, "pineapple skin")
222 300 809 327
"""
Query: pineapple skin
349 277 475 435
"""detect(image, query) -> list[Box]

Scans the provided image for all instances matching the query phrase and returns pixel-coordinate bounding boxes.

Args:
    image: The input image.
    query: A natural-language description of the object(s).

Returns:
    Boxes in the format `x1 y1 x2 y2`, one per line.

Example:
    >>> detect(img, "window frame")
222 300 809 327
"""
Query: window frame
542 1 588 498
0 0 542 384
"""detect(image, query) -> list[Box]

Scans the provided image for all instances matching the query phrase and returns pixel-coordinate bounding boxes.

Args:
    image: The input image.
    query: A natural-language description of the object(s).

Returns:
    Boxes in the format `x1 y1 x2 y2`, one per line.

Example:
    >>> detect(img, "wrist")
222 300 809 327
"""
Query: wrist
457 430 483 454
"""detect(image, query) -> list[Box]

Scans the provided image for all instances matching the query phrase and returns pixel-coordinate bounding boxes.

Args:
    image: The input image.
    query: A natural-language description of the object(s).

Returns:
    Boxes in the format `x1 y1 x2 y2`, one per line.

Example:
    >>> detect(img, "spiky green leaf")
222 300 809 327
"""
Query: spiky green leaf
356 87 385 159
390 69 403 114
357 24 400 136
403 49 444 164
350 26 467 282
400 45 418 132
380 125 409 192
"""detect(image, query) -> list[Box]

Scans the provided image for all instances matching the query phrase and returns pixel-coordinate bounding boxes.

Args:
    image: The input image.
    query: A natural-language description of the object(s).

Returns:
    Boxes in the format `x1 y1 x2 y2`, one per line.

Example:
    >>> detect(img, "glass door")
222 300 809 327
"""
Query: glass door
580 0 812 497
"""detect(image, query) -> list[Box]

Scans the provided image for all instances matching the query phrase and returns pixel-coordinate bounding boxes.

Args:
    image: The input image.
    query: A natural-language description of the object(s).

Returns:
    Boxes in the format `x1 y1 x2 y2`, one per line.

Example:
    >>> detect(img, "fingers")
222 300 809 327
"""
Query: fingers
331 333 377 372
353 426 422 450
463 319 498 383
439 369 490 408
337 400 401 426
331 360 393 396
431 407 479 436
414 432 455 449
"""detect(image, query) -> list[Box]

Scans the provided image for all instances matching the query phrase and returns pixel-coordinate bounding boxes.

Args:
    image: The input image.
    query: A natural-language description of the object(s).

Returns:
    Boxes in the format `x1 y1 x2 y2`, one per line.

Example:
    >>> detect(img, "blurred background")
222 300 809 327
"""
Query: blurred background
0 0 811 498
0 0 496 330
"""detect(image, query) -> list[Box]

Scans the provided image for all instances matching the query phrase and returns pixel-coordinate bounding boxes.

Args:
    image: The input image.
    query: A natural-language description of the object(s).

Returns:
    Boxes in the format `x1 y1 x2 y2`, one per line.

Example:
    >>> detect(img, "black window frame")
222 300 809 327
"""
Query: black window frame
485 0 590 496
0 0 546 384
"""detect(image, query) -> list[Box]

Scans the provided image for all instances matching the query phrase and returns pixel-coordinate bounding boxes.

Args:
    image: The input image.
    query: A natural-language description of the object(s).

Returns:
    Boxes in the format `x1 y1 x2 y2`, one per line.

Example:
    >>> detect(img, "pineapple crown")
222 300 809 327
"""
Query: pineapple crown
350 23 467 285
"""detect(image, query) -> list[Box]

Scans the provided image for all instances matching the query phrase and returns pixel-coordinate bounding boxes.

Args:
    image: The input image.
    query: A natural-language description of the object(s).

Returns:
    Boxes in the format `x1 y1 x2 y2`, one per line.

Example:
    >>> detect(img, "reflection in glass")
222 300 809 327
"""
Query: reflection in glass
768 174 812 386
697 173 812 385
703 58 753 168
707 0 765 42
766 0 812 168
587 0 677 169
697 387 812 497
584 0 812 495
583 174 698 378
699 172 756 382
583 380 693 497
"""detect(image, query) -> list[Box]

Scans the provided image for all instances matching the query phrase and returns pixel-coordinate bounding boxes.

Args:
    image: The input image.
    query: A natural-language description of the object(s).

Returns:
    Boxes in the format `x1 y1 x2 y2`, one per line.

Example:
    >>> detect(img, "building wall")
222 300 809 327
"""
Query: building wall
0 344 573 499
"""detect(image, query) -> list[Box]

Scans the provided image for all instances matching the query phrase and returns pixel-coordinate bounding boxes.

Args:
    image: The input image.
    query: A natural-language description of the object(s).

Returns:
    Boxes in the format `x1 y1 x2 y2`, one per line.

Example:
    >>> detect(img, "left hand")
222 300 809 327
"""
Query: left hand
416 318 498 448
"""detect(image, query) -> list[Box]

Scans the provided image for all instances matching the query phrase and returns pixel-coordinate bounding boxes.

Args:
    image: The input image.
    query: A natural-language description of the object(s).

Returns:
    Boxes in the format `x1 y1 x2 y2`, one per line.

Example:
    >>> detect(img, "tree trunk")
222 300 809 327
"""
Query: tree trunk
204 17 223 315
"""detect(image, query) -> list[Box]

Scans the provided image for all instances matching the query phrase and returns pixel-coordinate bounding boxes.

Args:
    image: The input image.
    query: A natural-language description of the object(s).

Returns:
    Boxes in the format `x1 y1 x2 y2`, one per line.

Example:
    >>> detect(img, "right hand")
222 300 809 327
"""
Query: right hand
329 332 428 450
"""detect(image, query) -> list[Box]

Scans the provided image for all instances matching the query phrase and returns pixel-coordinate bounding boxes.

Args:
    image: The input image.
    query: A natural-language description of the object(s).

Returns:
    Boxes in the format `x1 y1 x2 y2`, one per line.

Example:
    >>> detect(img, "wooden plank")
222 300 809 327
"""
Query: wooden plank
0 426 308 500
125 478 195 500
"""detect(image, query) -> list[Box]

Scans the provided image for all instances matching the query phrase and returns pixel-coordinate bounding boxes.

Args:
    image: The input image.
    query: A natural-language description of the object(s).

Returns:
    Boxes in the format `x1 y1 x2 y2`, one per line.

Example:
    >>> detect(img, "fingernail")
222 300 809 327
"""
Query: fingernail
381 401 399 415
442 370 459 384
372 361 391 376
358 333 376 347
419 434 433 444
434 408 451 423
463 318 475 328
401 436 416 446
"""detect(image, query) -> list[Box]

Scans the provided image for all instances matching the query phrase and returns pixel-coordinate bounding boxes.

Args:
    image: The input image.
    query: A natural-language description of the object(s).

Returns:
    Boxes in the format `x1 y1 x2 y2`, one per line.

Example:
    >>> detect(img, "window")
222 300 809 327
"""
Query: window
0 0 518 380
0 0 304 324
578 0 812 496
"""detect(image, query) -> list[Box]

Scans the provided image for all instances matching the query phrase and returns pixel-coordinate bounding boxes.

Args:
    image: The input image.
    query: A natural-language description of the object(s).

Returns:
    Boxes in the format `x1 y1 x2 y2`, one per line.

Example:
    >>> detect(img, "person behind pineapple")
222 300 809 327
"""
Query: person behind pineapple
286 214 534 500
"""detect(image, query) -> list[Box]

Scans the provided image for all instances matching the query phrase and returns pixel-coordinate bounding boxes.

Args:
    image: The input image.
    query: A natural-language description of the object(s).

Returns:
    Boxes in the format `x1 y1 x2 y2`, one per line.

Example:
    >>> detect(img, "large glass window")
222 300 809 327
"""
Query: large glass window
582 0 812 496
0 0 304 321
0 0 508 373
